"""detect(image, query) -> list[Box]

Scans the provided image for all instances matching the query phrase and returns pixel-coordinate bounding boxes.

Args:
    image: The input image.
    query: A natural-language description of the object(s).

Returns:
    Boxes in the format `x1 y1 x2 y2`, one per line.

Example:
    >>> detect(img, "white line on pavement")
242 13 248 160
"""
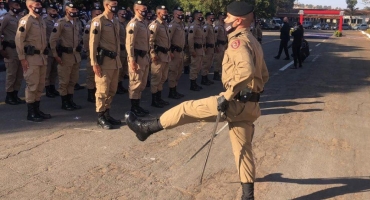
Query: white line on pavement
312 55 320 62
316 43 321 47
279 61 294 71
322 39 326 42
310 49 312 52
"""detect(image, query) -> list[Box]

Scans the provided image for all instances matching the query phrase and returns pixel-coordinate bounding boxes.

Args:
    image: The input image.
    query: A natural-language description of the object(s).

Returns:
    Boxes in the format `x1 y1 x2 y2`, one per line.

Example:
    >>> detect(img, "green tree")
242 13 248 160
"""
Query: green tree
346 0 358 24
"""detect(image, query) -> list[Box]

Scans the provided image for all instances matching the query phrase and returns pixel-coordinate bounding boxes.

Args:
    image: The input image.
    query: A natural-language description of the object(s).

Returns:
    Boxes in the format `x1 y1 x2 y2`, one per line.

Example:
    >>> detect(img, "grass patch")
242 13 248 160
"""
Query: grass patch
333 30 343 37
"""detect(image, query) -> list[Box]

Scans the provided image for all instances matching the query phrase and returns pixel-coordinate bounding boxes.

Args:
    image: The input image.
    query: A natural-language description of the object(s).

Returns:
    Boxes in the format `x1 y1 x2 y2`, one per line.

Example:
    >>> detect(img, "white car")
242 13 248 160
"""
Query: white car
313 23 322 29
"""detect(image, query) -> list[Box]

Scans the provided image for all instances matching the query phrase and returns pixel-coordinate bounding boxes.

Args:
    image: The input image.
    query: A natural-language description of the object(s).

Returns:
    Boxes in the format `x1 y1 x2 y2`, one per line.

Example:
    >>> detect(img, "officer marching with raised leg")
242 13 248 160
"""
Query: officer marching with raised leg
50 3 82 111
15 0 51 121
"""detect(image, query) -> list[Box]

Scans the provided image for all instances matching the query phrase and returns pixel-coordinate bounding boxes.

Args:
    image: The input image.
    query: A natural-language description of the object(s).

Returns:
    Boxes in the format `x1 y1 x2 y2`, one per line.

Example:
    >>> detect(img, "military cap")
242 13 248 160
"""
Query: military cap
119 6 126 10
173 6 183 12
227 1 254 16
156 5 166 10
91 6 101 11
205 12 215 17
218 12 226 16
26 0 42 3
66 2 76 8
8 0 21 4
192 10 202 15
48 3 58 10
134 1 146 5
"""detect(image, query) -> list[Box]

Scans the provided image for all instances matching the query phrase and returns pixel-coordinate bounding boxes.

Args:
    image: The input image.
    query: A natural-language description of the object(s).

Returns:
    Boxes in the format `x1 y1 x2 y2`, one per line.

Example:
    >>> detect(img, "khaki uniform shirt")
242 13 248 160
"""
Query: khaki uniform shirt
203 21 216 55
221 28 269 101
168 19 185 49
149 18 170 62
188 21 205 56
126 16 150 63
44 15 57 57
15 13 47 65
118 20 127 57
83 19 92 52
49 16 81 64
214 21 227 47
0 10 19 59
89 13 121 69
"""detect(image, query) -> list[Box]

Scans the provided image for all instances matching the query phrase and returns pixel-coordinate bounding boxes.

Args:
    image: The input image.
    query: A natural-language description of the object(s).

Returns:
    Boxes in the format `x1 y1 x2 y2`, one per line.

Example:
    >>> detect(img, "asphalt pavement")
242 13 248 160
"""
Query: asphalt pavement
0 29 370 199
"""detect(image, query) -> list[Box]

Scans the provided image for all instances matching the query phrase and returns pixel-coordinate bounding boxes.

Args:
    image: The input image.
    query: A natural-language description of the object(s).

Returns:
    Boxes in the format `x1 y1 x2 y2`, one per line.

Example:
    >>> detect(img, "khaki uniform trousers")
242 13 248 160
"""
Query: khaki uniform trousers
168 51 184 88
159 96 260 183
189 55 203 80
119 55 128 82
183 45 191 67
57 61 80 96
85 57 96 90
201 53 214 76
23 64 47 103
45 55 58 86
95 69 119 112
150 60 169 93
128 56 149 99
213 45 226 73
4 47 23 92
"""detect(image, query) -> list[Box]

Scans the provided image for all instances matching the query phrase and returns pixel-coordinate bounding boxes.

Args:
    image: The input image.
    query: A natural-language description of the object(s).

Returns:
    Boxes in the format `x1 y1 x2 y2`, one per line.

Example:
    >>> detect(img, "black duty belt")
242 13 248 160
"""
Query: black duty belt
154 45 169 54
134 49 147 57
217 40 227 46
170 44 183 53
24 46 49 55
234 92 260 103
2 41 16 49
60 45 82 54
194 43 205 49
120 44 126 51
206 43 215 48
98 47 117 59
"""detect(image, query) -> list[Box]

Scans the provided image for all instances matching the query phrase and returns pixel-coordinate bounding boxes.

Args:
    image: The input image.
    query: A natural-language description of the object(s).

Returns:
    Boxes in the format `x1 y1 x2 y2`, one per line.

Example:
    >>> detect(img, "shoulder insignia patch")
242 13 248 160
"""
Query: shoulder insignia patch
84 30 89 34
54 23 58 27
93 21 99 27
19 26 25 32
129 23 135 27
129 30 134 34
93 29 98 34
52 28 57 32
20 20 26 25
230 40 240 49
150 24 155 29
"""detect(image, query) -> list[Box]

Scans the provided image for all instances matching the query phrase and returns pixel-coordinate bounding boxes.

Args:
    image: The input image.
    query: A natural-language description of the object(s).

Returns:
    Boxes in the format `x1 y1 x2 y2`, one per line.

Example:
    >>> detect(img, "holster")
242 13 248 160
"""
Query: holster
154 45 169 54
234 88 260 103
206 43 215 48
24 45 36 55
170 45 183 53
96 48 105 65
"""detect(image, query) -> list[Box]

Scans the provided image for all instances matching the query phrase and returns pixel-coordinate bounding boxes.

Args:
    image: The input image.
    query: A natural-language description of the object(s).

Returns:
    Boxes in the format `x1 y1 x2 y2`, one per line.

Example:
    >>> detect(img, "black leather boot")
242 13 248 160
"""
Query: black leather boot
50 85 60 96
35 101 51 119
27 103 43 122
168 87 181 99
157 91 169 106
116 81 128 94
104 109 122 125
125 111 163 141
184 66 190 74
13 91 26 104
175 86 184 98
241 183 254 200
5 92 18 105
61 95 74 111
151 93 164 108
130 99 146 117
201 76 212 86
74 83 85 90
68 94 81 109
45 86 55 98
87 89 96 103
97 112 113 129
213 71 221 81
137 99 150 114
190 80 202 91
206 75 214 84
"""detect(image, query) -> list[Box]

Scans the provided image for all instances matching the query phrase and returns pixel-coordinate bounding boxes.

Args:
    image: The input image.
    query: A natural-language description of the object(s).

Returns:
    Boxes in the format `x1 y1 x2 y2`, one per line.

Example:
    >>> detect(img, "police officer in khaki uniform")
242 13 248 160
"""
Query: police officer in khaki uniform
50 3 82 111
44 3 60 98
83 6 102 103
183 15 192 74
148 5 171 108
167 6 185 99
188 10 205 91
126 1 150 117
16 0 51 122
0 0 25 105
90 0 122 129
213 12 227 81
116 6 129 95
201 12 216 86
125 2 269 199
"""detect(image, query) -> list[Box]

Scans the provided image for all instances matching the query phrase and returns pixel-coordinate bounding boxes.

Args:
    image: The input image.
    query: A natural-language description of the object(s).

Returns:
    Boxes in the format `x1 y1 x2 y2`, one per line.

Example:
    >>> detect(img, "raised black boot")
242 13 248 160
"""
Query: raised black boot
35 101 51 119
201 76 212 86
5 92 18 105
241 183 254 200
125 111 163 141
157 91 169 106
27 103 43 122
168 87 181 99
104 109 122 125
97 111 113 129
184 66 190 74
68 94 82 109
151 93 164 108
45 86 55 98
50 85 60 96
213 71 221 81
61 95 74 111
190 80 202 91
13 91 26 104
130 99 146 117
87 89 96 103
175 86 184 98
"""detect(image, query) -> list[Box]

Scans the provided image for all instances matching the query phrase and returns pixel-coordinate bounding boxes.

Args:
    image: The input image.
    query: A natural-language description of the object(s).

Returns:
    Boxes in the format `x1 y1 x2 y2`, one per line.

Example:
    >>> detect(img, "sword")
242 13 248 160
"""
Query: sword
199 111 222 184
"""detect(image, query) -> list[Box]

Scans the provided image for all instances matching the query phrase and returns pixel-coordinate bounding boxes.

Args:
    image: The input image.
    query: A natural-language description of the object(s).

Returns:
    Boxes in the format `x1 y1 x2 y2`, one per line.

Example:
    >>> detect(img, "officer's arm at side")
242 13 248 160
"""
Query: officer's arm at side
15 17 30 60
126 21 138 63
0 16 9 50
223 41 255 101
49 20 63 57
148 22 158 59
187 25 195 54
89 18 102 66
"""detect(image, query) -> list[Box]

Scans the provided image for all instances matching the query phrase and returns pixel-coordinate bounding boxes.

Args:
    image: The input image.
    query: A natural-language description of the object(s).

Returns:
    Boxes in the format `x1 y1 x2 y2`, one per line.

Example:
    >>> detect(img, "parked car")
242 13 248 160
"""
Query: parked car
321 23 330 30
332 23 351 30
313 23 322 29
355 24 369 30
302 21 313 29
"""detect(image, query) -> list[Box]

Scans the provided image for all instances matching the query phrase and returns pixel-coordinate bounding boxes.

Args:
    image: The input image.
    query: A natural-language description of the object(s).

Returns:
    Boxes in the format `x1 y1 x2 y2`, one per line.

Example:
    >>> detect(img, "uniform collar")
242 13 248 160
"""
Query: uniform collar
29 12 40 19
228 28 248 40
64 16 74 22
9 10 15 16
156 18 165 24
47 15 55 21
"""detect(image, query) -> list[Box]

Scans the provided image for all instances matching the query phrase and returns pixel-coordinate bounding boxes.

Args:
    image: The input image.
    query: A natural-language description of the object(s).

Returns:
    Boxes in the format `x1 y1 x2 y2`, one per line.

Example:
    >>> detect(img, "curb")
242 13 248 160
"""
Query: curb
361 30 370 38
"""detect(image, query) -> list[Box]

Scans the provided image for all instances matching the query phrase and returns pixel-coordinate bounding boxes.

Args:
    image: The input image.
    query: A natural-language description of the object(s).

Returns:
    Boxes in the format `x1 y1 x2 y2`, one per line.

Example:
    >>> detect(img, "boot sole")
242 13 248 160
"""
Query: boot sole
97 123 113 130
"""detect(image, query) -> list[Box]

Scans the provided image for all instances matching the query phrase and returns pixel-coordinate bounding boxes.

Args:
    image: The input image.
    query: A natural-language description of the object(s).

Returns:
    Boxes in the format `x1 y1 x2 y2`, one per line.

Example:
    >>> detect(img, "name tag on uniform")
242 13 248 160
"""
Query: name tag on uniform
32 22 39 26
9 20 17 24
105 24 112 27
64 24 70 27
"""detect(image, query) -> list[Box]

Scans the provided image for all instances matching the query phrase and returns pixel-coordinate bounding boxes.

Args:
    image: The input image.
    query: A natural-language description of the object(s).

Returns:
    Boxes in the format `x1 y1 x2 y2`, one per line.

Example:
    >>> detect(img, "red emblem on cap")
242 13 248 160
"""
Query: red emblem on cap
231 40 240 49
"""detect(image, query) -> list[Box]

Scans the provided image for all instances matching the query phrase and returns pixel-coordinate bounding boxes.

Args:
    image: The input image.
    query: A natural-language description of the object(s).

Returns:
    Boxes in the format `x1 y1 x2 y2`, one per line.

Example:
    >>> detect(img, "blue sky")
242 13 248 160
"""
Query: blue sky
297 0 366 9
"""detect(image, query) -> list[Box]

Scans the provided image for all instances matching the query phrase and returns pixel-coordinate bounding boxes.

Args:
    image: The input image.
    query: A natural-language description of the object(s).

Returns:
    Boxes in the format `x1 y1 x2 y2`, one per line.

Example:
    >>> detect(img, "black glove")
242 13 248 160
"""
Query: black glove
217 95 229 112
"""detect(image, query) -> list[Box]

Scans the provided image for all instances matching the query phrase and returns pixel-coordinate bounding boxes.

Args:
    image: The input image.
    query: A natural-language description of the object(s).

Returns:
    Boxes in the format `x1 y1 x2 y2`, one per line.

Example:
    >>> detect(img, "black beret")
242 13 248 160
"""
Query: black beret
227 1 254 16
218 12 226 16
173 6 183 12
91 6 101 11
205 12 215 17
156 5 166 10
134 1 146 5
27 0 42 3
